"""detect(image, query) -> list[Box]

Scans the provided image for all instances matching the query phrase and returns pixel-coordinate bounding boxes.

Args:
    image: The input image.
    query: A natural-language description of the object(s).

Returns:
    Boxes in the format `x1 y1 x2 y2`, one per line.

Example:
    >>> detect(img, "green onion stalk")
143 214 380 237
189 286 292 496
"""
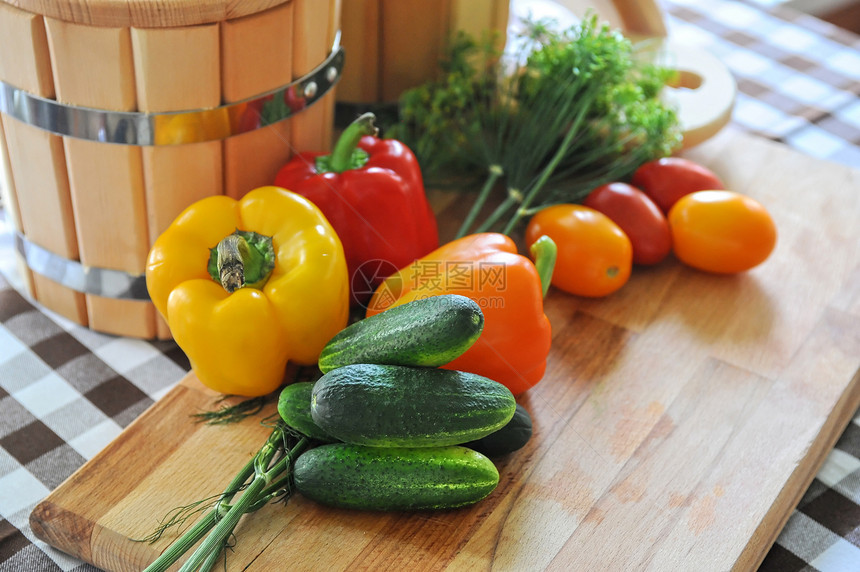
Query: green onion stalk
140 422 309 572
390 14 682 239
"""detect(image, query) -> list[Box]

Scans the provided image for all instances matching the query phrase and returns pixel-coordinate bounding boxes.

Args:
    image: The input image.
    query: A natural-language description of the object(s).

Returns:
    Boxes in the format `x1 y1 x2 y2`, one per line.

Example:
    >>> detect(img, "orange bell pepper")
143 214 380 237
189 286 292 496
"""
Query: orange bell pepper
366 233 555 396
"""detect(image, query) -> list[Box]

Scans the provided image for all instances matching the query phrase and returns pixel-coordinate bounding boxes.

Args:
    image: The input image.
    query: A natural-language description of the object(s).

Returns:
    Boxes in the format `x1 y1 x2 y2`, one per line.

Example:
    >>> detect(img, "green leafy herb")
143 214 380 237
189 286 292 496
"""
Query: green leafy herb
191 394 271 425
139 418 309 572
191 365 322 426
389 14 682 237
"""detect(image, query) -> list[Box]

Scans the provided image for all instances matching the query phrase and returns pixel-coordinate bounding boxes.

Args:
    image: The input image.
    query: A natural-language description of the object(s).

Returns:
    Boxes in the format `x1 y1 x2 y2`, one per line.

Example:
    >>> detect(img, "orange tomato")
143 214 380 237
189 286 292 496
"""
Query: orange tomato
525 204 632 297
668 190 777 274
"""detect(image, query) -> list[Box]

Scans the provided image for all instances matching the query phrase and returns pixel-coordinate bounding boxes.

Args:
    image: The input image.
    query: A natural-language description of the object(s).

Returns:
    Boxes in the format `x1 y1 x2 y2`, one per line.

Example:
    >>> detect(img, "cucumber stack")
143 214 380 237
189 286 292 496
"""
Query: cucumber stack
277 294 532 511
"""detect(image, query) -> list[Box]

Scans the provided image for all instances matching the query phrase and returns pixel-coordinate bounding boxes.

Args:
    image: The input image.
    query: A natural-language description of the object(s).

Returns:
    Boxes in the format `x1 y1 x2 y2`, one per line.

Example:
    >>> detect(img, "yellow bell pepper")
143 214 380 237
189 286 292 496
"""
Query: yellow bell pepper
145 186 350 396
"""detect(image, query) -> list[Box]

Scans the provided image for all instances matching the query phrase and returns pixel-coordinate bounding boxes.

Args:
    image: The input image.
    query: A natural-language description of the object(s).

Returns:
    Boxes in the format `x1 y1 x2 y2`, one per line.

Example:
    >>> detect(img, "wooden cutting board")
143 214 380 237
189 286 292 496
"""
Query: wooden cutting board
30 128 860 571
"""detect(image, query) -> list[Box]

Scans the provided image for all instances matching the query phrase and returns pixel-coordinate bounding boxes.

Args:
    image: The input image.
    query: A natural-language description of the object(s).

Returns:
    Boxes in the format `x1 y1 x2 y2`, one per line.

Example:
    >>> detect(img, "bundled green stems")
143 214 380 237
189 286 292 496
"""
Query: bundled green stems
142 424 308 572
395 16 681 239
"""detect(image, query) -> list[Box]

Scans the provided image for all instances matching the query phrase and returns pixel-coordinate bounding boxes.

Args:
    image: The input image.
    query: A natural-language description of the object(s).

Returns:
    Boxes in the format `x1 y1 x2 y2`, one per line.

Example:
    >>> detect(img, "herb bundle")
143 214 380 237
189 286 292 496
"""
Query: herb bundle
139 420 308 572
388 15 682 238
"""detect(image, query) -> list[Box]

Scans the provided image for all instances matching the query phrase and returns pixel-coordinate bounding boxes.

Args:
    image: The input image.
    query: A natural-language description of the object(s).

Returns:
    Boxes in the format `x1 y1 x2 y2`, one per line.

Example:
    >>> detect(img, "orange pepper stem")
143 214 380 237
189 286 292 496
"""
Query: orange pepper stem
530 235 557 299
208 230 275 293
317 112 379 174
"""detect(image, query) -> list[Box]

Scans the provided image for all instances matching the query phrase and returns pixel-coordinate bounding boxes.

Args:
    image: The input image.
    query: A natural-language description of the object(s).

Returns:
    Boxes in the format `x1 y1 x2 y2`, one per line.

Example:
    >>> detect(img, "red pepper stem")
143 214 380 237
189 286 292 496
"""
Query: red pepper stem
530 235 557 299
326 112 379 174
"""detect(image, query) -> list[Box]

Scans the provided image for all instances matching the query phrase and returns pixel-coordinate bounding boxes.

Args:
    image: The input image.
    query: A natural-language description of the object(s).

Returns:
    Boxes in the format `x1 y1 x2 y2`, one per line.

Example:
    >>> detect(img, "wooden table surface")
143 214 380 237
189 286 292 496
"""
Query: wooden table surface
30 128 860 571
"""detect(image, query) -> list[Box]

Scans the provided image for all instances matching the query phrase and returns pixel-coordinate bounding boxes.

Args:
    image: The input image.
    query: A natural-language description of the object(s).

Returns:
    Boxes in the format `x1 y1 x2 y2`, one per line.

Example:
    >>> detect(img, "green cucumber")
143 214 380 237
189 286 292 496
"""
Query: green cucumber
277 382 337 442
293 443 499 510
311 364 516 447
318 294 483 373
464 403 533 458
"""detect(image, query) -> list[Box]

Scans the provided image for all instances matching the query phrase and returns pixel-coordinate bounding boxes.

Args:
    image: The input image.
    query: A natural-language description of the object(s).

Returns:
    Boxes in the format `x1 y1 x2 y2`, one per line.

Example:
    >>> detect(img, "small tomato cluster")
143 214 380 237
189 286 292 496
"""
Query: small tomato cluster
525 157 778 298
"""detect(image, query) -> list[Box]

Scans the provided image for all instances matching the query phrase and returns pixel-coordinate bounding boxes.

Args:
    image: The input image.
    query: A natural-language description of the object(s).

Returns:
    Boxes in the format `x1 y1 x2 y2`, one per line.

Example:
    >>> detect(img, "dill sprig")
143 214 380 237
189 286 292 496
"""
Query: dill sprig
191 365 323 425
191 394 271 425
140 420 310 572
389 14 682 237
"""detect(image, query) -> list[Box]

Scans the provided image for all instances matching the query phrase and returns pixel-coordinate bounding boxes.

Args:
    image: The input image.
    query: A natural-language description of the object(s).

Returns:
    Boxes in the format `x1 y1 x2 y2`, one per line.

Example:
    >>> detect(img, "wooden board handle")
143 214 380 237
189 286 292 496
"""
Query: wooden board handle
658 39 737 149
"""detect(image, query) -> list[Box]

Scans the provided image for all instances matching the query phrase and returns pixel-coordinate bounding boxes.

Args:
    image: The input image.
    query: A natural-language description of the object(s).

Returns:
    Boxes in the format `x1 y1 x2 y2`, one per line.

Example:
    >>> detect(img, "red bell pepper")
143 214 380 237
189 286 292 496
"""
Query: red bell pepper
274 113 439 305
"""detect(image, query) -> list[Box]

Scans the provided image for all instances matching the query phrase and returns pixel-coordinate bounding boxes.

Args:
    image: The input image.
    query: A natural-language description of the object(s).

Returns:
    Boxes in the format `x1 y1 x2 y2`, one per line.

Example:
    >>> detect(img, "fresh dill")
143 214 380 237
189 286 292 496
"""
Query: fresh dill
139 420 310 572
388 14 682 238
191 366 322 426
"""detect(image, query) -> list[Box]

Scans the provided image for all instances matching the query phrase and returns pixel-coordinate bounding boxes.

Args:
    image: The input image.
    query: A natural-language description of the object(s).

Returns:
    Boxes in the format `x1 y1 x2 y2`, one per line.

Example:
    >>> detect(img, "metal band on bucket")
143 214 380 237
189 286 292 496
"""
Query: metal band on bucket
15 232 150 300
0 34 344 146
4 35 343 300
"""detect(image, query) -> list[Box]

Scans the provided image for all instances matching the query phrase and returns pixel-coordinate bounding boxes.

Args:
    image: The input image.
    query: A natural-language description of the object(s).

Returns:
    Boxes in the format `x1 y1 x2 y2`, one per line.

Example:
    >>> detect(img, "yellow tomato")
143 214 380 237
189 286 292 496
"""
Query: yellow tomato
526 204 632 297
668 190 777 274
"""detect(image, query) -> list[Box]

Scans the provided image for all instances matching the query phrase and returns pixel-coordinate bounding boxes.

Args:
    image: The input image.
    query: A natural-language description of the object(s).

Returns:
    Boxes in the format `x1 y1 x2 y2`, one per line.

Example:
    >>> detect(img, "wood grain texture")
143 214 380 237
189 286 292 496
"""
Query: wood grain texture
0 119 78 269
379 0 451 102
0 114 35 298
30 129 860 571
612 0 666 37
450 0 510 41
338 0 380 103
45 18 136 108
0 2 85 322
221 2 294 198
130 24 220 113
289 0 334 153
0 1 54 96
132 22 223 341
0 0 292 29
0 116 23 232
46 17 155 337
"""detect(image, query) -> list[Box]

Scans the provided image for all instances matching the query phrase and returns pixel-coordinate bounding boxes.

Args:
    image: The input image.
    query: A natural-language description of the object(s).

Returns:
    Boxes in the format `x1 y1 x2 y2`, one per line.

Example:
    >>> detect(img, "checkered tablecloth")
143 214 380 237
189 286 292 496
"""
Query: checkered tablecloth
0 232 190 571
1 0 859 571
667 0 860 169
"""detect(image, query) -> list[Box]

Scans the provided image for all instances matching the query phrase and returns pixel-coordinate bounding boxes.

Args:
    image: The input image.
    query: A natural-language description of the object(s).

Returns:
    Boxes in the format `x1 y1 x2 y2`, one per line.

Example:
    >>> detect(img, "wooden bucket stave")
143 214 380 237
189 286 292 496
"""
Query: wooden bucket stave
337 0 512 106
0 0 342 339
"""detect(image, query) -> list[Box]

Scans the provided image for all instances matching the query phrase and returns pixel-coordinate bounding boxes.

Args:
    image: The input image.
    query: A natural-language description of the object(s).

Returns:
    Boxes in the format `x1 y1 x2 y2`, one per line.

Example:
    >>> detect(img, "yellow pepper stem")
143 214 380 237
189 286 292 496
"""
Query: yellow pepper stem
208 230 275 293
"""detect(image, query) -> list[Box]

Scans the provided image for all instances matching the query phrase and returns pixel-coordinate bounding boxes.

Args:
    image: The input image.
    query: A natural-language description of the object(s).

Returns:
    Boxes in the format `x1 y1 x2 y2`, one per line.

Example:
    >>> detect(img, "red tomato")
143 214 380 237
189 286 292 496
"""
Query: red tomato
525 204 632 297
668 190 777 274
632 157 725 214
583 182 672 265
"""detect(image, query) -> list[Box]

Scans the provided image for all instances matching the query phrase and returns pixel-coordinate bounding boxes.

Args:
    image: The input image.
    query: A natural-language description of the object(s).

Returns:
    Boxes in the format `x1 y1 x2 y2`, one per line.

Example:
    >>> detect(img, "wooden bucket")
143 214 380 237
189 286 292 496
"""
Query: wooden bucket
0 0 342 339
337 0 511 106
